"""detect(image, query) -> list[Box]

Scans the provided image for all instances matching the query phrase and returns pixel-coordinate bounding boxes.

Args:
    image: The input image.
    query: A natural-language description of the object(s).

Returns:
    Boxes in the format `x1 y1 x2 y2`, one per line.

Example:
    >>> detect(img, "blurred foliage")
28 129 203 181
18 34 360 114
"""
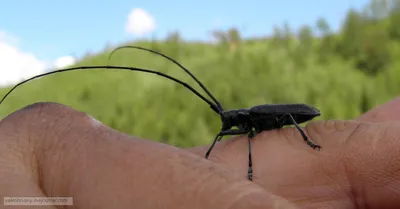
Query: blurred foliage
0 0 399 148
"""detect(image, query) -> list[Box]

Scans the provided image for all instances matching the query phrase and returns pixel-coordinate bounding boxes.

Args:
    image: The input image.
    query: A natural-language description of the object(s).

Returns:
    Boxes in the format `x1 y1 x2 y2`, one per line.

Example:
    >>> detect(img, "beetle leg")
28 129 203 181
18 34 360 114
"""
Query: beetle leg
205 128 249 159
247 129 255 181
217 128 250 141
205 127 254 181
278 114 322 150
205 134 223 159
287 114 322 150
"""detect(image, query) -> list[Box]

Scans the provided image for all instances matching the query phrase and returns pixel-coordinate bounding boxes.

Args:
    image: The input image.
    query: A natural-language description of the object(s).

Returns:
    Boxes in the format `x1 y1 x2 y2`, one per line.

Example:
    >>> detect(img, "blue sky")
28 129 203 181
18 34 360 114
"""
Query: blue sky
0 0 368 70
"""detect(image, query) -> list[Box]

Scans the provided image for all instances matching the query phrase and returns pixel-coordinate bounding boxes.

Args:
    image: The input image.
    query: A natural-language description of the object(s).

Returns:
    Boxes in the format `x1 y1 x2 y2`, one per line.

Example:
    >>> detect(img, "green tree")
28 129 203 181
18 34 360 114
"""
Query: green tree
363 0 390 20
271 25 284 47
293 25 314 67
315 17 335 64
281 22 294 51
316 17 331 35
336 9 365 60
165 31 183 60
388 0 400 40
211 29 229 52
227 27 241 52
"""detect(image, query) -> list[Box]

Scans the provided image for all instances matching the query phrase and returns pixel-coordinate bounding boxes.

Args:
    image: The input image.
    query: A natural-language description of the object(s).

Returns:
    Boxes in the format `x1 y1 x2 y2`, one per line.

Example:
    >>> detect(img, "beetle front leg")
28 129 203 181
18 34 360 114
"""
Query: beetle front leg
205 128 249 159
205 134 222 159
205 128 254 181
217 128 250 141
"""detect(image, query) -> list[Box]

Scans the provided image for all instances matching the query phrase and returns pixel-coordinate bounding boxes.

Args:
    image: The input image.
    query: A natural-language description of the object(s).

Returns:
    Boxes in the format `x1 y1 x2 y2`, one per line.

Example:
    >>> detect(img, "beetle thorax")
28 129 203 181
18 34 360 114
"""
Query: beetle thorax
220 109 250 130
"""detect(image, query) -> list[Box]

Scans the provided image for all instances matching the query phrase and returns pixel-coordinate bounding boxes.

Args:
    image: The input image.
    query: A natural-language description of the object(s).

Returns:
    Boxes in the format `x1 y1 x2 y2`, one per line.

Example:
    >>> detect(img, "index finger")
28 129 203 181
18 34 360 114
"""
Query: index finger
357 96 400 122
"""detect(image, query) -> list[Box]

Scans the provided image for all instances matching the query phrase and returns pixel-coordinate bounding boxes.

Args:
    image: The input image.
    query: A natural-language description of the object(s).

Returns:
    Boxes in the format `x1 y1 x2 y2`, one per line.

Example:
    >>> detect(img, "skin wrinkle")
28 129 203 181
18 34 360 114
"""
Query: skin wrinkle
31 117 50 195
345 123 364 145
36 123 67 196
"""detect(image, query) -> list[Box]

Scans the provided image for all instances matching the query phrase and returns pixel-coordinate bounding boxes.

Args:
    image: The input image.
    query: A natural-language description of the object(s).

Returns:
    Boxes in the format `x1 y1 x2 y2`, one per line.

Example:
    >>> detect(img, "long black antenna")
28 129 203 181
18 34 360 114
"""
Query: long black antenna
0 65 221 114
108 45 224 112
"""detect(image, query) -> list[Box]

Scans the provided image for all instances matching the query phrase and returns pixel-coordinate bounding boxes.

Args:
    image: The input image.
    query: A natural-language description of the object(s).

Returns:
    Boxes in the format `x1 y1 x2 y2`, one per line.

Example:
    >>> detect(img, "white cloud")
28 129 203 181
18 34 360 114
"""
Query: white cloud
125 8 156 36
0 31 47 87
54 56 75 69
0 31 78 88
0 31 19 45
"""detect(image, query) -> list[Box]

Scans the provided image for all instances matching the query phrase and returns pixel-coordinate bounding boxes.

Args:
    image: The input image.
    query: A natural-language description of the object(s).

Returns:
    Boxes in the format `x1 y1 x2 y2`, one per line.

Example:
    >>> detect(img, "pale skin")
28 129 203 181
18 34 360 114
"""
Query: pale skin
0 97 399 209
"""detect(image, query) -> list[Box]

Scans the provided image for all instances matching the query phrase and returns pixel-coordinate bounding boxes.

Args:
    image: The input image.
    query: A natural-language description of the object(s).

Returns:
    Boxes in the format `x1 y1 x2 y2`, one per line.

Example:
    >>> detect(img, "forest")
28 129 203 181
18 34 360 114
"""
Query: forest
0 0 399 147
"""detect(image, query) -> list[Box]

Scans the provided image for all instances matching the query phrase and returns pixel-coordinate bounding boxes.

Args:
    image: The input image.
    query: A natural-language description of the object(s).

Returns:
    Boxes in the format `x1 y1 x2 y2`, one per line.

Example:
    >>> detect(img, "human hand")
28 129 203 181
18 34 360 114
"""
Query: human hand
188 97 400 208
1 98 399 209
0 102 298 209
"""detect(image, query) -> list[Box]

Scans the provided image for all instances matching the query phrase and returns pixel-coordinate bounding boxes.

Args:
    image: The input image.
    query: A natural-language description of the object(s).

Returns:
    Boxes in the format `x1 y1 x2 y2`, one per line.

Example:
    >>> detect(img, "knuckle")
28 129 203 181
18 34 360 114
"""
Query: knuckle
2 102 76 124
0 102 72 176
0 102 98 187
0 102 92 152
19 101 81 119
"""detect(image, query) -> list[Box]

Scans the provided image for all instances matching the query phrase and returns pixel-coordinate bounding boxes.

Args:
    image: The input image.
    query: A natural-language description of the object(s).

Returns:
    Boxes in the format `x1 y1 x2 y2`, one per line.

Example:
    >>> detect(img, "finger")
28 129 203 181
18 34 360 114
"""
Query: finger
0 108 57 209
188 120 400 208
0 102 297 209
320 120 400 208
357 96 400 122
